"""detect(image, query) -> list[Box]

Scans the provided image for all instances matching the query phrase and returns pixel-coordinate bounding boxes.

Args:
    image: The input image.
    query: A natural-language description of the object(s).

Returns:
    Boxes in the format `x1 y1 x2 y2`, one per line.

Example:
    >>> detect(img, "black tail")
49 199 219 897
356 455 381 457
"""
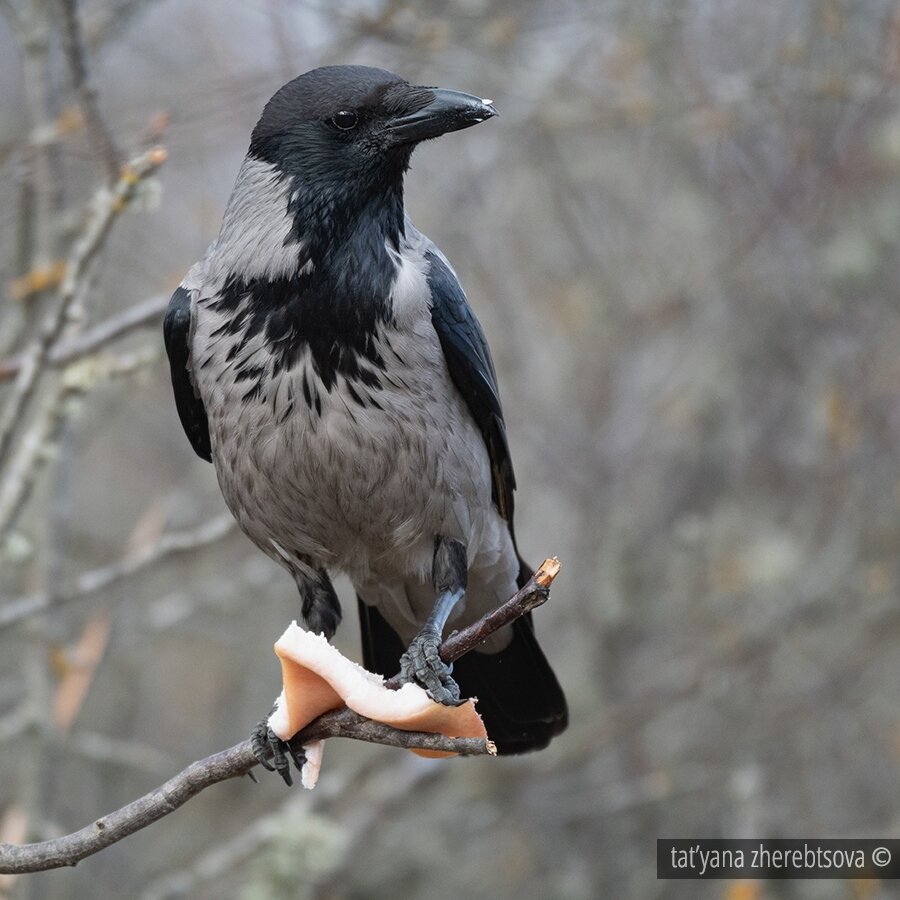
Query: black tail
356 587 567 755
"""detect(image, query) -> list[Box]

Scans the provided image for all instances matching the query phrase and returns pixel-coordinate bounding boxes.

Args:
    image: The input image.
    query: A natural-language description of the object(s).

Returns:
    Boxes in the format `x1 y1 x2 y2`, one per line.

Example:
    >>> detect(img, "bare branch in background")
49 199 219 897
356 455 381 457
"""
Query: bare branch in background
0 563 561 874
0 294 168 383
0 514 235 632
57 0 121 182
0 342 160 538
66 732 177 775
0 146 166 475
85 0 165 50
15 0 56 278
0 715 177 771
47 295 167 368
0 379 71 538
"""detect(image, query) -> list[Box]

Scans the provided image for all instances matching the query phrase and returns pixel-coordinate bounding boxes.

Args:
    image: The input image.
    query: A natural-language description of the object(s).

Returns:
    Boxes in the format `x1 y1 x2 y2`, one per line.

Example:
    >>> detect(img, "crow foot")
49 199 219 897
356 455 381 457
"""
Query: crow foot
250 716 305 787
399 627 463 706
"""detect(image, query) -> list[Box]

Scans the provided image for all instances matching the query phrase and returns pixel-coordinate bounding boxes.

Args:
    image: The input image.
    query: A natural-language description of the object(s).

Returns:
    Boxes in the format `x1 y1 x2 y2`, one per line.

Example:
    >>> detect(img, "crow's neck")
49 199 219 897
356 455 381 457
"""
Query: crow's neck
287 171 406 271
212 159 408 393
217 156 407 283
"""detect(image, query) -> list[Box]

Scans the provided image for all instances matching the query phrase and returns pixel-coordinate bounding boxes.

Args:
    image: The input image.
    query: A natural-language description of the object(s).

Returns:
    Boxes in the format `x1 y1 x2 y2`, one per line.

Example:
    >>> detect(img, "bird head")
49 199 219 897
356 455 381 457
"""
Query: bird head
248 65 497 190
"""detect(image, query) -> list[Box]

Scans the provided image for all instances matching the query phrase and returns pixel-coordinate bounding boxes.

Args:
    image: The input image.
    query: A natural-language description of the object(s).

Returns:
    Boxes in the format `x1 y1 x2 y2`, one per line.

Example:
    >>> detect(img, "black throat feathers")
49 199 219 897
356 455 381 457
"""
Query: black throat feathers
210 168 409 399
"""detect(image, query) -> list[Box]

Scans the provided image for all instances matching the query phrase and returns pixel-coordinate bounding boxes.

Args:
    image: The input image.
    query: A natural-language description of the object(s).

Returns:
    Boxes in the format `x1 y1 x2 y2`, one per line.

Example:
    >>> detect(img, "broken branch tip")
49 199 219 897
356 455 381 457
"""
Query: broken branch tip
534 556 561 588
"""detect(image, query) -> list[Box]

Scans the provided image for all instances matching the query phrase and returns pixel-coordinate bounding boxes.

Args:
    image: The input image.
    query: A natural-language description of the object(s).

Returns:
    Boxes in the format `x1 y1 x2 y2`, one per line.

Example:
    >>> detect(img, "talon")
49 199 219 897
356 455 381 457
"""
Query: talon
287 742 306 773
270 733 292 786
399 628 463 706
250 720 275 771
250 716 306 786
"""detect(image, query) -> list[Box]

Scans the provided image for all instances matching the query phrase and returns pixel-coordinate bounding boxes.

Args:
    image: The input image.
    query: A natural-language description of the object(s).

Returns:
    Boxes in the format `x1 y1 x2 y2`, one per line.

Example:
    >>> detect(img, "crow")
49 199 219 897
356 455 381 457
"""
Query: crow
164 65 567 781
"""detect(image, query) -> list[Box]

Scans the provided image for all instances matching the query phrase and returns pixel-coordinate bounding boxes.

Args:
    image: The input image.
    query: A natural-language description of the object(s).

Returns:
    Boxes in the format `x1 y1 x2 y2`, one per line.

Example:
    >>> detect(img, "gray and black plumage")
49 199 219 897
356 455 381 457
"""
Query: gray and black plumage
164 65 567 772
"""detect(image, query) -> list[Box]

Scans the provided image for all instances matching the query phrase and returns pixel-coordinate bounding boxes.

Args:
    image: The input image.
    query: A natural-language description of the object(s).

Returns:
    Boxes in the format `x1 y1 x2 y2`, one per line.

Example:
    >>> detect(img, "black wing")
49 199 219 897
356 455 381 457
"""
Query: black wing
365 250 567 751
163 285 212 462
425 248 516 527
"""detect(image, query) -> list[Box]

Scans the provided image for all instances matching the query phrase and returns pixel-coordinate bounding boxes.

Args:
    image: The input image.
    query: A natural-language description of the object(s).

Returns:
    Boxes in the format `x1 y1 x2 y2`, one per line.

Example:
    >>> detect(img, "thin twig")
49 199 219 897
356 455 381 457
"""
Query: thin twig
0 294 167 383
67 732 177 775
50 296 166 368
0 515 235 632
87 0 166 50
441 557 559 658
18 0 55 276
384 557 560 688
0 146 166 473
0 380 70 539
0 560 561 874
58 0 120 182
0 344 160 540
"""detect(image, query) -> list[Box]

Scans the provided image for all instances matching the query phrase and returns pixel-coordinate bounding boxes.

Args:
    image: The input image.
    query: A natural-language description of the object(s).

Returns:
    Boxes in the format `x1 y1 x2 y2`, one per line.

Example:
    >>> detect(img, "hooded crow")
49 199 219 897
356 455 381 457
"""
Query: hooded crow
164 65 567 777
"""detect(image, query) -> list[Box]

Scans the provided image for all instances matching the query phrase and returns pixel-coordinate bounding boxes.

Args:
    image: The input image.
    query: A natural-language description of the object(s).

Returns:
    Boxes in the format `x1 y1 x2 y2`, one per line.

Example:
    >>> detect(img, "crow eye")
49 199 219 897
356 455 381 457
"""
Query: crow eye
331 110 358 131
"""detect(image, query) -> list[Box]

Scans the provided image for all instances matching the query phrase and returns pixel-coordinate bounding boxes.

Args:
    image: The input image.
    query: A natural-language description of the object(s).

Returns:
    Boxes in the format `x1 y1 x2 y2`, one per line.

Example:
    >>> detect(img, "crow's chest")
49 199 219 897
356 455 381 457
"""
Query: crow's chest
193 307 489 571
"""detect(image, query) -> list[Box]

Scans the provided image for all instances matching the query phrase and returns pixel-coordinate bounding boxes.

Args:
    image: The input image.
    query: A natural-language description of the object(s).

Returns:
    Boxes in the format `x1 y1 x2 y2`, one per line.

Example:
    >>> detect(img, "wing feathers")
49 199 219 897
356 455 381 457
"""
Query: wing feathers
425 248 516 524
163 285 212 462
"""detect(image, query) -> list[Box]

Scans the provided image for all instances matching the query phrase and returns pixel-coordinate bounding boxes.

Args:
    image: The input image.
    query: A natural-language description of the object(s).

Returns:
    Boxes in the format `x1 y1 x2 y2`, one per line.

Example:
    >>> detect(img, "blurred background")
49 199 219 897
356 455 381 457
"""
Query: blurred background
2 0 900 897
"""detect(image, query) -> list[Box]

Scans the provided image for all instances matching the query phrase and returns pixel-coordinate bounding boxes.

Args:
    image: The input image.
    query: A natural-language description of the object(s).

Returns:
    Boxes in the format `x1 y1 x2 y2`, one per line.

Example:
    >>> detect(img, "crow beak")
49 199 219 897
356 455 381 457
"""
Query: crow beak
386 88 497 144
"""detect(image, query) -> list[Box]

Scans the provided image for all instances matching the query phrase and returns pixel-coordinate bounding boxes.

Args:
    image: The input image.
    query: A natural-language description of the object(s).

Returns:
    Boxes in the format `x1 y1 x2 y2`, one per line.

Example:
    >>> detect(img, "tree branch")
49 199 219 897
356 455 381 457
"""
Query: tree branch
0 559 560 874
383 556 561 687
0 514 235 632
47 295 166 368
0 294 168 383
0 146 166 473
0 344 160 540
58 0 121 182
0 378 71 539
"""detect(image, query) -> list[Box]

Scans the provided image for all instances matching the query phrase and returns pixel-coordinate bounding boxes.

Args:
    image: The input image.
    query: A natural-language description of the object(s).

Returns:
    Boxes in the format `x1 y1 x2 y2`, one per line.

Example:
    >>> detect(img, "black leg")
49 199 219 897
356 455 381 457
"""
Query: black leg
251 563 338 786
295 566 341 639
399 537 467 705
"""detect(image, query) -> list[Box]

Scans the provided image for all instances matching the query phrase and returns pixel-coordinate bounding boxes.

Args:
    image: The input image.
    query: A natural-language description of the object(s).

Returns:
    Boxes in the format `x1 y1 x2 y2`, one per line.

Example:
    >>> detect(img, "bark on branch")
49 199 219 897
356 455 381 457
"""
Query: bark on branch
0 146 166 475
58 0 121 182
0 294 168 383
0 514 235 633
0 558 559 875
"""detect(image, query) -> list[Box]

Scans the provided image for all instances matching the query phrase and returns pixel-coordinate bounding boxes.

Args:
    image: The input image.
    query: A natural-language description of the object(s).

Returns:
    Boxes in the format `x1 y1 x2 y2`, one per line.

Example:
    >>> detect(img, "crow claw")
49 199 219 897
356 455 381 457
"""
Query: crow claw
250 716 305 787
399 628 463 706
